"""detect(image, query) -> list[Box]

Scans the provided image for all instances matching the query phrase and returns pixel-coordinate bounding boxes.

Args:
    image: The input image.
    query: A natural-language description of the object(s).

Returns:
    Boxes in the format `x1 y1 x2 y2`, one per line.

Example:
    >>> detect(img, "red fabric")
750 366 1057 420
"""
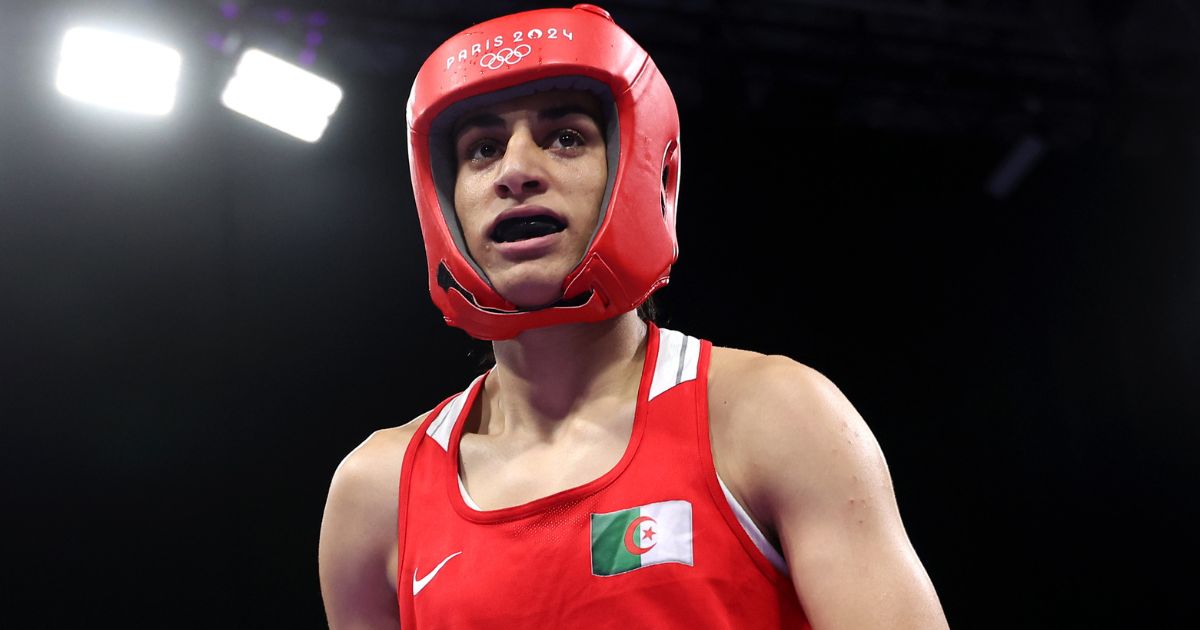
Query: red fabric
397 323 810 628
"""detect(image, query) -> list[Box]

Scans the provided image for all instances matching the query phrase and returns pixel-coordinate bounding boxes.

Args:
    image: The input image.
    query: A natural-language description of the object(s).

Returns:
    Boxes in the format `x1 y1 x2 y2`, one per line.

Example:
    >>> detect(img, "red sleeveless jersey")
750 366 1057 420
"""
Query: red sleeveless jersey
397 323 810 628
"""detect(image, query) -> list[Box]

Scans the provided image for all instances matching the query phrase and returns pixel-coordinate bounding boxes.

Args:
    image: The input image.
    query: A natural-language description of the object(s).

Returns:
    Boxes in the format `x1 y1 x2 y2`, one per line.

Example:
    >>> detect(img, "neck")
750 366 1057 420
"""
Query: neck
479 310 649 438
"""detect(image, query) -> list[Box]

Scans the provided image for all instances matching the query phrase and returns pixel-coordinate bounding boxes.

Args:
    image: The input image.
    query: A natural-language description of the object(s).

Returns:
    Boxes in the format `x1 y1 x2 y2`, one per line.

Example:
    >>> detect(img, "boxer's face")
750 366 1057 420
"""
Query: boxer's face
452 90 607 309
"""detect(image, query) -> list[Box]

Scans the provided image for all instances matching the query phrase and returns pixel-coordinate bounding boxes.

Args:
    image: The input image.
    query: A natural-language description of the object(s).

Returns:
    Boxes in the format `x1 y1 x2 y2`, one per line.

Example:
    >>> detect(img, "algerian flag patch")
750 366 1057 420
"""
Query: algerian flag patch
590 500 693 576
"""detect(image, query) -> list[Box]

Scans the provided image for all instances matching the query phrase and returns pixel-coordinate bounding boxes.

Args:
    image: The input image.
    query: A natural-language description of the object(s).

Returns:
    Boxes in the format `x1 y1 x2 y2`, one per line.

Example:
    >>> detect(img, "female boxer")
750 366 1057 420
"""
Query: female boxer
319 6 949 629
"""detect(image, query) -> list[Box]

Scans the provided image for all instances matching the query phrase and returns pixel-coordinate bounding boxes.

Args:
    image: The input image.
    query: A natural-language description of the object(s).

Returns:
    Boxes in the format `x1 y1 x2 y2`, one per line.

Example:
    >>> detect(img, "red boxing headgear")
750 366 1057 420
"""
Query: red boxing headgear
407 4 681 340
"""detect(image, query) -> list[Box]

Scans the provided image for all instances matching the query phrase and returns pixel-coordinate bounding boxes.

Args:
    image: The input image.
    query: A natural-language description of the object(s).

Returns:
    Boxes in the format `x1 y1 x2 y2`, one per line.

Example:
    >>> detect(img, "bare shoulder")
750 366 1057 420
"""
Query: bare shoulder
708 344 852 418
326 413 429 511
707 344 886 522
708 344 825 402
319 411 430 629
339 415 428 482
709 345 949 629
708 344 861 459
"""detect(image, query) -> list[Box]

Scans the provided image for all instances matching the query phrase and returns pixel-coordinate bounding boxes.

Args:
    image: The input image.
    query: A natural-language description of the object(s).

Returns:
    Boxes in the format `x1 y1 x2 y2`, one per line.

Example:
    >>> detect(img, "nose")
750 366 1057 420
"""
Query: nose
493 129 548 200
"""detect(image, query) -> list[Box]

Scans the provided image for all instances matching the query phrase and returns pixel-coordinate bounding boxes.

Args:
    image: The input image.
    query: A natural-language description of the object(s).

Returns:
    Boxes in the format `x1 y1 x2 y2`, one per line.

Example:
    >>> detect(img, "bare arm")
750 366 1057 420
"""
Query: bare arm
724 356 949 630
319 418 424 630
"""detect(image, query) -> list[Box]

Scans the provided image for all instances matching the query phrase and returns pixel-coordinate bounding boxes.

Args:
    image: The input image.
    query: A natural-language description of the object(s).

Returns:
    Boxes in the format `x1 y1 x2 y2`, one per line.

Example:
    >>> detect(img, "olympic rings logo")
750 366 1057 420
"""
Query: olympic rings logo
480 44 532 70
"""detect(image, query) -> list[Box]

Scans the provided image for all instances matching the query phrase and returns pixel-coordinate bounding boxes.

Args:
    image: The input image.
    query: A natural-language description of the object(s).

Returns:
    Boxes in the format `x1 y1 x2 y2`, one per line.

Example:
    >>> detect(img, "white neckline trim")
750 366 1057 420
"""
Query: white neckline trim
457 474 483 511
717 474 789 575
427 373 486 451
648 327 701 401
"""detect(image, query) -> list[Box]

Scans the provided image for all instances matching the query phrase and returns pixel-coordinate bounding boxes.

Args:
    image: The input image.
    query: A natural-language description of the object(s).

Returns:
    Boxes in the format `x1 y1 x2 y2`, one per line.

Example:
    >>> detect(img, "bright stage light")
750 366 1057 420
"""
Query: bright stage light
220 49 343 143
55 27 182 116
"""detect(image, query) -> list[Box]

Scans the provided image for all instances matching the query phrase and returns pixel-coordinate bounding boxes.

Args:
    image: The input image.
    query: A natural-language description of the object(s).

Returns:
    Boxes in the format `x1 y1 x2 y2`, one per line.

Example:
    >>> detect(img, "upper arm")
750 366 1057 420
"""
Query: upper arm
730 357 949 630
319 417 424 630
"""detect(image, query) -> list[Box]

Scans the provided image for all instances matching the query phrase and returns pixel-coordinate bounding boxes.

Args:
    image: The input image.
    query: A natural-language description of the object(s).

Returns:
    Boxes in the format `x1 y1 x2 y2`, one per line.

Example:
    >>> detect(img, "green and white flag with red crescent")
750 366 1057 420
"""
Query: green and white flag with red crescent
590 500 693 576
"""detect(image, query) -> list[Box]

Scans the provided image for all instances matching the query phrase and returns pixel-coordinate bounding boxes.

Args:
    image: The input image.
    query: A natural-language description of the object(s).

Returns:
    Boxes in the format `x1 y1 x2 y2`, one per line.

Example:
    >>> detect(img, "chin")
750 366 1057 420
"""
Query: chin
498 283 565 310
493 266 573 309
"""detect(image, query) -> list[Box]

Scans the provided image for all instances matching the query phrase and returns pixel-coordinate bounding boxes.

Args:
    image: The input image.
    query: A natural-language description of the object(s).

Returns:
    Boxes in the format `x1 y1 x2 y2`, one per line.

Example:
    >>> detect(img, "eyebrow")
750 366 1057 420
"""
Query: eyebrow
453 104 600 139
452 112 505 138
537 104 596 122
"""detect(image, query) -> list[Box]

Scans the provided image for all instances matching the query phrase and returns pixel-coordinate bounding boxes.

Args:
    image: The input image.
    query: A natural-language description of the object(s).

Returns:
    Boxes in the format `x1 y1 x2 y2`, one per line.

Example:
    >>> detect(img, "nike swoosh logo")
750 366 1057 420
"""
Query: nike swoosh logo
413 551 462 596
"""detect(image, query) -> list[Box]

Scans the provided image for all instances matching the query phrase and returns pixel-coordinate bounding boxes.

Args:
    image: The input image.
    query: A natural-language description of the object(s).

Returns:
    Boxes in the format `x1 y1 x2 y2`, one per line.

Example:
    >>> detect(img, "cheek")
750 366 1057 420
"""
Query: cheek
570 154 608 225
453 173 489 240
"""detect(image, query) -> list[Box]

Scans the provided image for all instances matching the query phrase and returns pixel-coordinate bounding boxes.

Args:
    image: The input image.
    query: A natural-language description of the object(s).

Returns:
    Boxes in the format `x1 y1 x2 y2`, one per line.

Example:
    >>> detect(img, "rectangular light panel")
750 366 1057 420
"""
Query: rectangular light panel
55 27 182 116
221 49 343 143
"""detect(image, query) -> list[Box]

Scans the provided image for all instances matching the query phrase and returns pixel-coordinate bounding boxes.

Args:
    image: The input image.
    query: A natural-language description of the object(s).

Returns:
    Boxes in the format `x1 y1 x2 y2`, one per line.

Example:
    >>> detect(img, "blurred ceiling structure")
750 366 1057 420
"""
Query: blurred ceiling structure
162 0 1200 152
13 0 1198 157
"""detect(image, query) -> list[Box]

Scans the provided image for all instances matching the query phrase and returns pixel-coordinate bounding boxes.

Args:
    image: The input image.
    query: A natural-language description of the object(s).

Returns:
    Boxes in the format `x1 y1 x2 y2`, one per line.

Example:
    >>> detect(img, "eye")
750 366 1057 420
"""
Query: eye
465 139 501 162
548 129 585 151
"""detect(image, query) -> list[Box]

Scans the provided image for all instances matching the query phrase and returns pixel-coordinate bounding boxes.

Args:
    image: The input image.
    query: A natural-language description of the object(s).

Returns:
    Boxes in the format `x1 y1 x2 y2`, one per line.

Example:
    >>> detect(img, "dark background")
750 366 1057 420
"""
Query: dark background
2 0 1197 627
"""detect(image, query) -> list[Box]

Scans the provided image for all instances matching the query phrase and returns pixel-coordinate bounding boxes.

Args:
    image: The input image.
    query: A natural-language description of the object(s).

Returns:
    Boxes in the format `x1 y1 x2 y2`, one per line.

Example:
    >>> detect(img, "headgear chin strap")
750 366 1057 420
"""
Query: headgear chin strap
407 4 681 341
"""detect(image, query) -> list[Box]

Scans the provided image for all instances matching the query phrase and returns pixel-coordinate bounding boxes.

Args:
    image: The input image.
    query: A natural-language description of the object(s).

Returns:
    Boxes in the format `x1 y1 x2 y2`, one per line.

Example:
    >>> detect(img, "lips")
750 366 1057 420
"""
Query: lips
488 206 568 243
